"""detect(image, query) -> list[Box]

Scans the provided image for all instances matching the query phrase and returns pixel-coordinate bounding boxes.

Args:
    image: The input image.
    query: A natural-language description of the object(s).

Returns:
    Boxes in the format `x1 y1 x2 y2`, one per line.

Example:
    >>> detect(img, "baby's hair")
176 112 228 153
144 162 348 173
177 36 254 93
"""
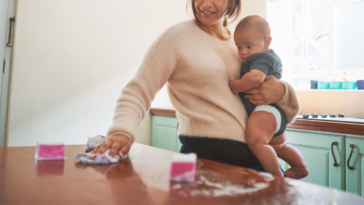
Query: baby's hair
235 15 271 39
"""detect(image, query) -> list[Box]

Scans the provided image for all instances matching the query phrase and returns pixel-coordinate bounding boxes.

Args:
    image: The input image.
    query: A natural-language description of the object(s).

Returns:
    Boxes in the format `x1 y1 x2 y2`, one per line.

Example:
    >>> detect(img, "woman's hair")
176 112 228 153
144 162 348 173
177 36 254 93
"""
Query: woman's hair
187 0 241 27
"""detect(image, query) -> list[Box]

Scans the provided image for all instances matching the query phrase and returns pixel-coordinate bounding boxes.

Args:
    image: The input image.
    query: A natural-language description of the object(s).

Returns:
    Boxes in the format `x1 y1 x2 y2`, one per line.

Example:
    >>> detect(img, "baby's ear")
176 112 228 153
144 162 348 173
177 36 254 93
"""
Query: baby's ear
264 37 272 48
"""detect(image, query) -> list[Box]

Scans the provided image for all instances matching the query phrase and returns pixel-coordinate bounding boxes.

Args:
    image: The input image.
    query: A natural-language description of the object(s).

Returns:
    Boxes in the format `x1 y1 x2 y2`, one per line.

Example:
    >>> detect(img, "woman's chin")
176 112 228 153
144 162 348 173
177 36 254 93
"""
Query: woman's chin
198 19 221 27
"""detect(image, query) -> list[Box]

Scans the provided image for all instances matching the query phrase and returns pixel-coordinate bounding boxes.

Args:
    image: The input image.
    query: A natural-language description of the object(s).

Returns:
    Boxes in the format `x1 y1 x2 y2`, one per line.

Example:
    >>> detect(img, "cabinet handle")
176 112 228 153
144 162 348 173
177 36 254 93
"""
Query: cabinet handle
6 17 15 47
331 142 339 167
347 144 355 170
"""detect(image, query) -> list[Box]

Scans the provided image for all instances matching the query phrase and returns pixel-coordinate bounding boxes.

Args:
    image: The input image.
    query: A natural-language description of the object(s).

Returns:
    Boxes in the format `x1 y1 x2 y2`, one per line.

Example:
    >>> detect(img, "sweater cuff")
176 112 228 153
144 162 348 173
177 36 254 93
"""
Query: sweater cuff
278 81 289 105
107 132 134 144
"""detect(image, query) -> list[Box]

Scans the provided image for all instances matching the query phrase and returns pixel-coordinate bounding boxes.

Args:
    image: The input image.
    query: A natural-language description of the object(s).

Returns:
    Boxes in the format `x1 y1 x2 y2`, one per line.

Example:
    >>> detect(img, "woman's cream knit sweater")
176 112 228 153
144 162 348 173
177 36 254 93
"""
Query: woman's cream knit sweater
107 20 300 143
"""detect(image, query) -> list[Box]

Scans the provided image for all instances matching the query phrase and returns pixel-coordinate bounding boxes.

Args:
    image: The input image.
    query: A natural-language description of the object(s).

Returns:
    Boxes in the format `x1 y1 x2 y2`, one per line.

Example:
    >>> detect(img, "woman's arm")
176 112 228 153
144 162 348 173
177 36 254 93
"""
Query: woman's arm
93 28 179 157
245 75 300 124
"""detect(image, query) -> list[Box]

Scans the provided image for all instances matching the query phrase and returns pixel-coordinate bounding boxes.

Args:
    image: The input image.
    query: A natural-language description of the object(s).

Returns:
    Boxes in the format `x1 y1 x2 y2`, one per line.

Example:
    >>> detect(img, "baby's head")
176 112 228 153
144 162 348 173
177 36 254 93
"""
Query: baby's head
234 15 272 60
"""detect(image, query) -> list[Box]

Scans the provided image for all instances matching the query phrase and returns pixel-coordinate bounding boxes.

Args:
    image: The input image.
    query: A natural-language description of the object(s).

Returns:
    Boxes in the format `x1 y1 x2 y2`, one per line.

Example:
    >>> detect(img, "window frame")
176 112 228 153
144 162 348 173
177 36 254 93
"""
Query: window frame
268 0 364 89
330 0 363 76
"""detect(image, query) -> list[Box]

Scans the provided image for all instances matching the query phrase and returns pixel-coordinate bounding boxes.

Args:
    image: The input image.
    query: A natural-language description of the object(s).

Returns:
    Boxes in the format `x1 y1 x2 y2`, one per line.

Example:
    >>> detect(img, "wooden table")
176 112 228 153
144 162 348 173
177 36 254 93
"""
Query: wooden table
1 144 363 204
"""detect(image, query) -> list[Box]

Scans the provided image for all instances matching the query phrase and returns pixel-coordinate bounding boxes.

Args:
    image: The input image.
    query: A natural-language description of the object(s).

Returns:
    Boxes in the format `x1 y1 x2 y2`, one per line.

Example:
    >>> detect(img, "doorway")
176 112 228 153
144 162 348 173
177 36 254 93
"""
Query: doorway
0 0 15 147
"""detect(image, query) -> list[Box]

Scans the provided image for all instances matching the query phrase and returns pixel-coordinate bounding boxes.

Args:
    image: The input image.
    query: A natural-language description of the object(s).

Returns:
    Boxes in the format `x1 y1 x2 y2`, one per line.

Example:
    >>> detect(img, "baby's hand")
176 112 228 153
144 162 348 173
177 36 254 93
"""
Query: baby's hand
229 80 240 95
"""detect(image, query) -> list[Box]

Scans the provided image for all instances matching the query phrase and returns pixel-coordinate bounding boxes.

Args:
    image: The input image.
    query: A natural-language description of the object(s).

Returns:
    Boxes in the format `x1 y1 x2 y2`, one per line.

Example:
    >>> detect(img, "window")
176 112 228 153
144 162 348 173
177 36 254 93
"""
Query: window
267 0 364 89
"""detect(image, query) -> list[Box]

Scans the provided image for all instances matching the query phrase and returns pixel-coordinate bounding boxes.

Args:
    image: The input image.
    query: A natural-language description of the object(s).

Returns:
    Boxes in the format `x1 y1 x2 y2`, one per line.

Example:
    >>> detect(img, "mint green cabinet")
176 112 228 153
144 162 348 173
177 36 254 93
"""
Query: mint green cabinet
151 115 181 152
283 129 345 190
345 135 364 197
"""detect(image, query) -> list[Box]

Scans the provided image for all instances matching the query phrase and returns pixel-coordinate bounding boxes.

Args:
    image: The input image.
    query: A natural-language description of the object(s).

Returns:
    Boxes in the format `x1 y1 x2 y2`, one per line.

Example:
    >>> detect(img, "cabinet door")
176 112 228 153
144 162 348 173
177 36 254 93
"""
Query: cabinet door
284 129 345 190
346 136 364 196
151 115 180 152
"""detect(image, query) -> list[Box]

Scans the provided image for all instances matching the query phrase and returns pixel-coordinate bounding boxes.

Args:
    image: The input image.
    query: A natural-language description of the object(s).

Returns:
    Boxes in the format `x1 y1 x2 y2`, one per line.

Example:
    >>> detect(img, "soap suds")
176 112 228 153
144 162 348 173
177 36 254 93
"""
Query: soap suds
171 184 182 189
172 170 274 197
190 176 270 197
258 172 274 181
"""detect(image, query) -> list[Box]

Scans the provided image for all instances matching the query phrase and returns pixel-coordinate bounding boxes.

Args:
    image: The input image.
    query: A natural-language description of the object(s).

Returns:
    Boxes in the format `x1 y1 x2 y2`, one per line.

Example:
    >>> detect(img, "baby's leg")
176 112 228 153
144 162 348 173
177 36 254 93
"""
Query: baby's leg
246 111 283 177
270 133 309 179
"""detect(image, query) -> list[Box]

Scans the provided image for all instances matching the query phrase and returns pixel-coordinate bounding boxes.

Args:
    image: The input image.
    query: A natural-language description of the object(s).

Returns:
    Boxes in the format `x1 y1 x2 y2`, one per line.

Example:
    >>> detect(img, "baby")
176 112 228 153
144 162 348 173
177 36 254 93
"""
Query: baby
229 15 308 179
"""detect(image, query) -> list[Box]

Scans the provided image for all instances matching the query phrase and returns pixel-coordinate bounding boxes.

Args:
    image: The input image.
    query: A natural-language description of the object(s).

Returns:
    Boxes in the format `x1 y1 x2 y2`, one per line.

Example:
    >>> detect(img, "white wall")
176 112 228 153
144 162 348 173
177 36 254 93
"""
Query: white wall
241 0 267 18
7 0 190 146
7 0 269 147
297 90 364 118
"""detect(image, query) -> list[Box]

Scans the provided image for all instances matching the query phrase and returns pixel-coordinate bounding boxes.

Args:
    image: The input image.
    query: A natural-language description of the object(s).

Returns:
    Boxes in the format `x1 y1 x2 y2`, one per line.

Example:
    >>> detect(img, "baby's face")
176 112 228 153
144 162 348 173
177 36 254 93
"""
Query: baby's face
234 28 269 61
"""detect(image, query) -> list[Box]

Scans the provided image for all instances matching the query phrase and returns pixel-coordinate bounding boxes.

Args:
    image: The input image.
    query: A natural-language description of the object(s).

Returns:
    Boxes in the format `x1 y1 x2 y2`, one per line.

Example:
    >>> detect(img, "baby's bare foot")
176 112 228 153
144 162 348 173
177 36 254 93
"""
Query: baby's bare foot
283 167 309 179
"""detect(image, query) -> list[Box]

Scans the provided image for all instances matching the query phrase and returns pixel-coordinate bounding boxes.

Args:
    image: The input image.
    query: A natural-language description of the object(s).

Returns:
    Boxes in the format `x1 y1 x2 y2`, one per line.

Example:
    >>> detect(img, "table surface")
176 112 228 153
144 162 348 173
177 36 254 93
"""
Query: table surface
1 144 363 204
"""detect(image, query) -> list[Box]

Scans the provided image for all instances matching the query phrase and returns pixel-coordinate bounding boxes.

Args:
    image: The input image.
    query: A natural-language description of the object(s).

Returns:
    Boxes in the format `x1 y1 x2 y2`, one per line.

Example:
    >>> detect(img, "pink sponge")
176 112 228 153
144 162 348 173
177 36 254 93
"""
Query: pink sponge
35 142 65 161
170 153 197 182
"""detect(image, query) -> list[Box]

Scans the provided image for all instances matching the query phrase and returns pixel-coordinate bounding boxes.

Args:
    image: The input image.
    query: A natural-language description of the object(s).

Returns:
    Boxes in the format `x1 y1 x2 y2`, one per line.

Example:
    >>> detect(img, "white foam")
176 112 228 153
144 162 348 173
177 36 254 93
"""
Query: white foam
192 176 270 197
171 184 182 189
199 176 224 189
174 171 272 197
258 172 275 181
213 182 269 196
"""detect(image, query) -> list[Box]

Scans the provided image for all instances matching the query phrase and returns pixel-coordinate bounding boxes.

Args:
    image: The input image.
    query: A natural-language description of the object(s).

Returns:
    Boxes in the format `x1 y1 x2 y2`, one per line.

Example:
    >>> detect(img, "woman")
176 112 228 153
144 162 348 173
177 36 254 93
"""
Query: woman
92 0 299 171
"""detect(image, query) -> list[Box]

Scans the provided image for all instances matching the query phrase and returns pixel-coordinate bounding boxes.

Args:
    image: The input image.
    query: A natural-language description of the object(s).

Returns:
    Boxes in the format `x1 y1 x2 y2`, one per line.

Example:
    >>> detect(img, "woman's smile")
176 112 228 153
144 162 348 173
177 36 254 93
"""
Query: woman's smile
200 9 215 17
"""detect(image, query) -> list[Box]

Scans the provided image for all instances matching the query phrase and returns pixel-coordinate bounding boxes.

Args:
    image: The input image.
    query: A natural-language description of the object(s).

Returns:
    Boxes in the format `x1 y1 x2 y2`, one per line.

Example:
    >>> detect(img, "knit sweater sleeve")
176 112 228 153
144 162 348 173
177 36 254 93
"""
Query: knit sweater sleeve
107 29 178 143
277 81 300 124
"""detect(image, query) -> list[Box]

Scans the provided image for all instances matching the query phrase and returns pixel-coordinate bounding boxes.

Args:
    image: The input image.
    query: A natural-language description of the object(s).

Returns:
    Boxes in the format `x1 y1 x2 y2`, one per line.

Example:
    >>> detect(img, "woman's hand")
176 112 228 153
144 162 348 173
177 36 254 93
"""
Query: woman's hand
91 134 131 158
245 75 285 105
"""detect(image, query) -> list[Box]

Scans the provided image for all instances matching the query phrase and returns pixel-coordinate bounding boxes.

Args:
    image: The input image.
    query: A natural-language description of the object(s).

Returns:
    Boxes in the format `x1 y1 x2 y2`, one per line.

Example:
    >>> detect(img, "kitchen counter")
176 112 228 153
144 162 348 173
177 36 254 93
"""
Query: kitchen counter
1 144 363 204
150 108 364 135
